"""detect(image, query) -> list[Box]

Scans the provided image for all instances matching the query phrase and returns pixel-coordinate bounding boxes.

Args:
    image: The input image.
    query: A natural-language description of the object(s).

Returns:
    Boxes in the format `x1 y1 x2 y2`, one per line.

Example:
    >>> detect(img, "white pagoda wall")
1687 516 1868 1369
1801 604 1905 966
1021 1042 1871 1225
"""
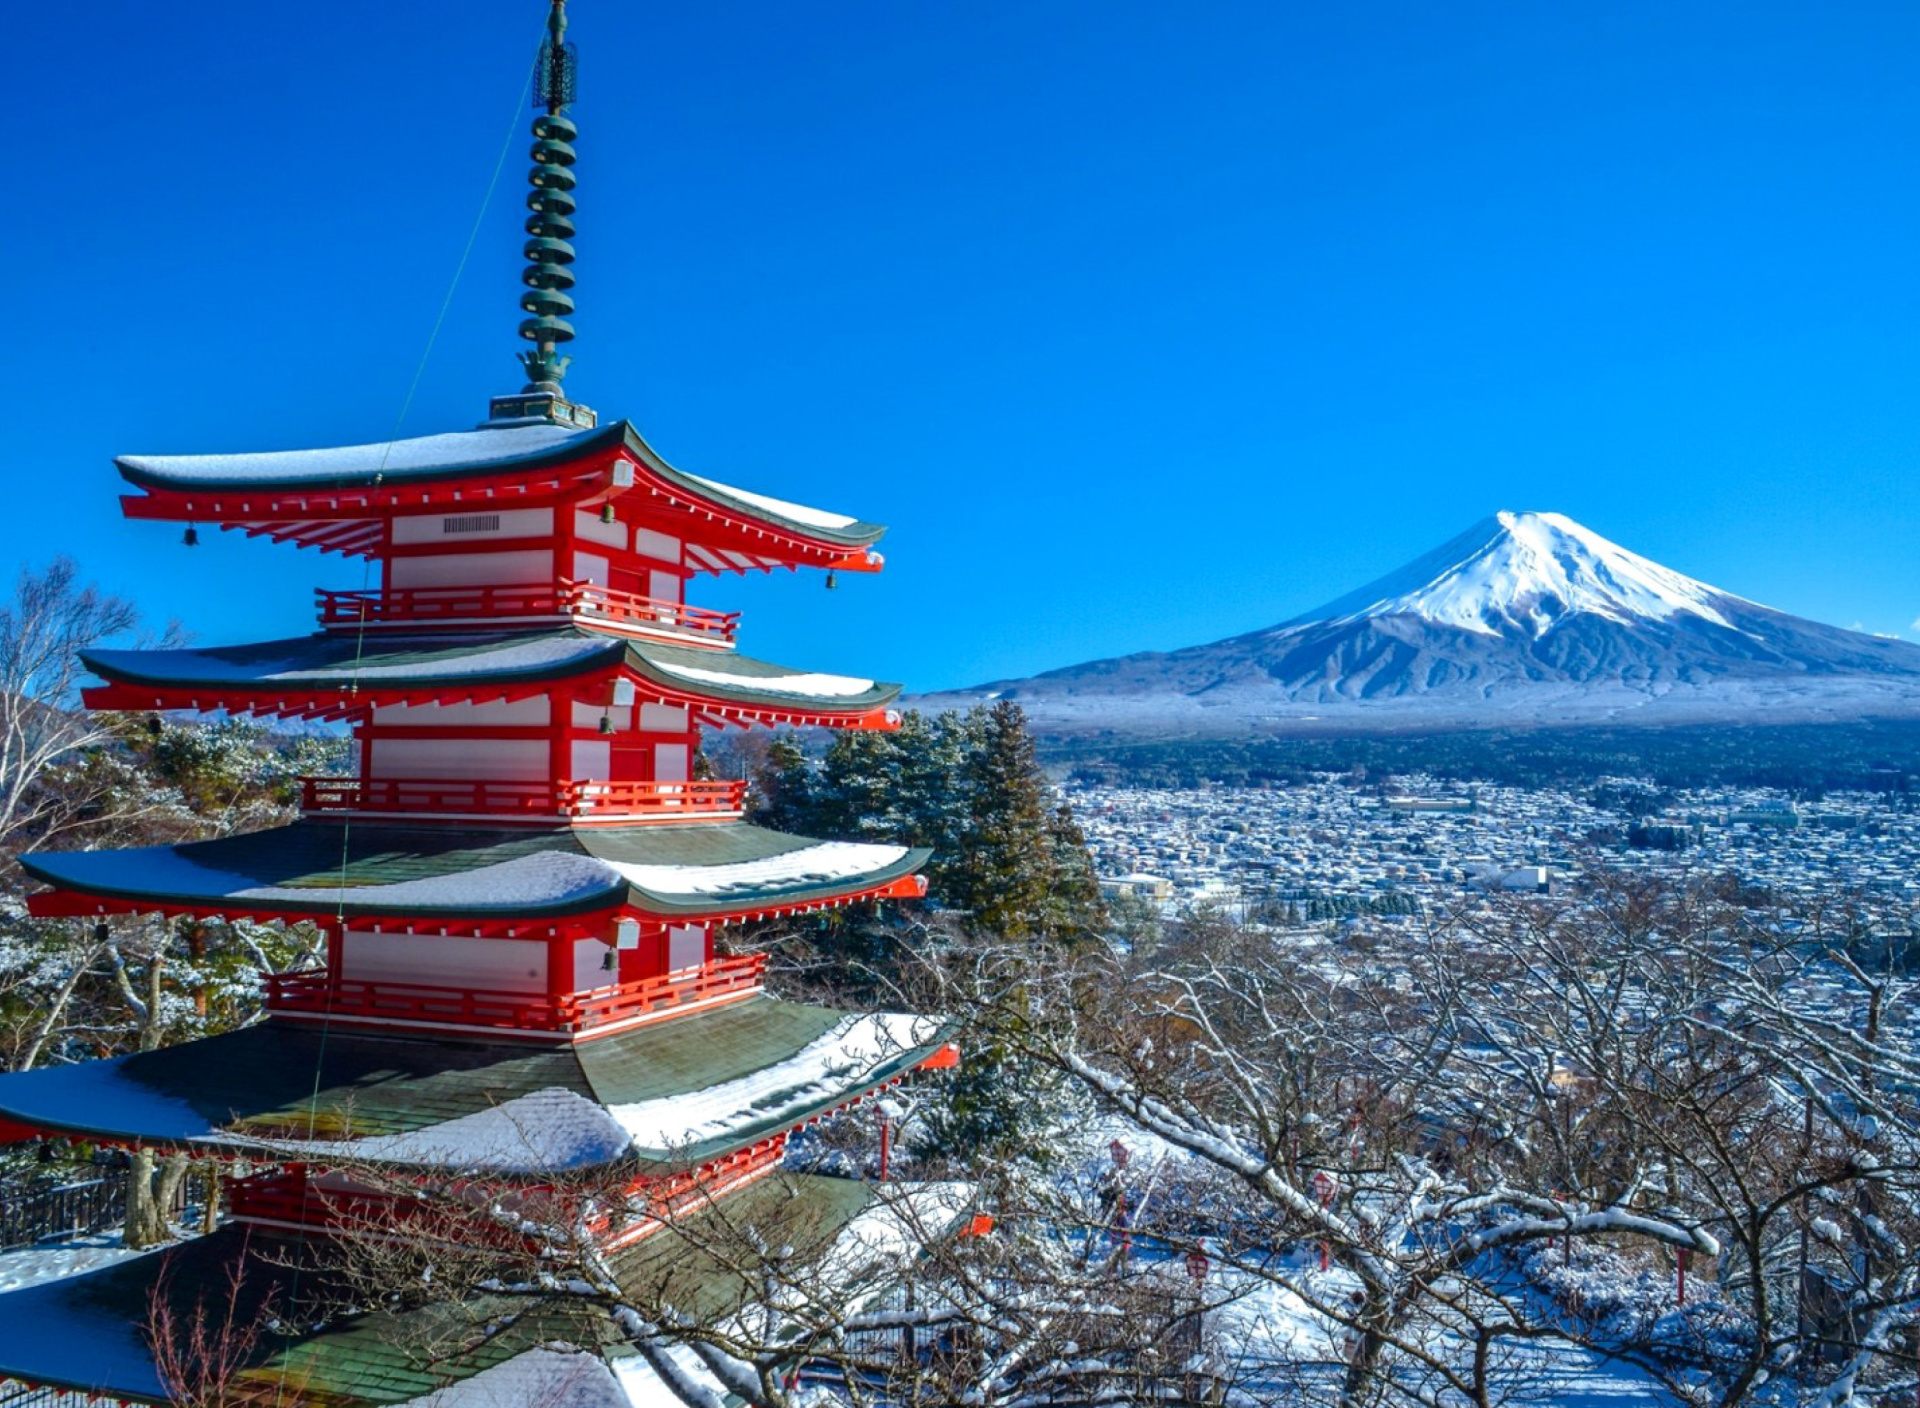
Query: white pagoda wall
339 930 546 993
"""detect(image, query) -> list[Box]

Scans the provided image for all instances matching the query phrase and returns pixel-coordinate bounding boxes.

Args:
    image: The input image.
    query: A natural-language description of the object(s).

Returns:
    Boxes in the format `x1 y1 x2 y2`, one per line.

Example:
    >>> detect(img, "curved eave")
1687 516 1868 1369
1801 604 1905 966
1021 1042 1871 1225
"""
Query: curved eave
81 633 627 692
114 421 888 565
21 826 931 928
648 1028 958 1167
0 1001 956 1171
18 852 629 924
0 1035 957 1170
23 863 930 928
620 849 931 920
79 633 903 728
619 424 886 551
116 423 627 495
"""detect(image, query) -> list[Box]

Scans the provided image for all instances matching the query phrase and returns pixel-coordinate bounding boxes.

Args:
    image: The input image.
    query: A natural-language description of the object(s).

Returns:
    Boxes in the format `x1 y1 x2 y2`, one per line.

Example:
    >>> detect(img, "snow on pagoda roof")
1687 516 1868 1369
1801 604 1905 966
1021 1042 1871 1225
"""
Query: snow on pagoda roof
0 996 945 1168
0 1175 955 1405
119 421 595 486
82 629 898 715
22 820 925 920
116 419 887 548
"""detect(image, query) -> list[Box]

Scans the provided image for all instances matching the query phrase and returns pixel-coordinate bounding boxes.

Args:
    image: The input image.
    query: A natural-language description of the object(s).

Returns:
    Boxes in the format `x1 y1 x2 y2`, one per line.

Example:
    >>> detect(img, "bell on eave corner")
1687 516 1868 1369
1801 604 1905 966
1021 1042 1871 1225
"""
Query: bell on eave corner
182 525 199 547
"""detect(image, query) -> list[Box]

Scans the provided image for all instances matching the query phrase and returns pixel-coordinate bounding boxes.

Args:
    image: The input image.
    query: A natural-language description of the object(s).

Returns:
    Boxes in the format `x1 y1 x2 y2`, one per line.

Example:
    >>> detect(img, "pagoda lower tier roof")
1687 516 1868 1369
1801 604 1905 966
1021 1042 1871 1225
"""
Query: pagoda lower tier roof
22 819 929 924
116 419 887 552
0 995 945 1171
0 1173 925 1404
81 627 901 722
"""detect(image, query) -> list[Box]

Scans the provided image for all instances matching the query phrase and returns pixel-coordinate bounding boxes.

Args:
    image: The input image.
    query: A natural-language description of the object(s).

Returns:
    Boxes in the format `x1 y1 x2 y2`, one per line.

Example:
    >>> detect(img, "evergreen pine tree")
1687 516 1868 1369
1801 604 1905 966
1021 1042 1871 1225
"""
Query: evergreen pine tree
955 702 1054 939
749 735 816 835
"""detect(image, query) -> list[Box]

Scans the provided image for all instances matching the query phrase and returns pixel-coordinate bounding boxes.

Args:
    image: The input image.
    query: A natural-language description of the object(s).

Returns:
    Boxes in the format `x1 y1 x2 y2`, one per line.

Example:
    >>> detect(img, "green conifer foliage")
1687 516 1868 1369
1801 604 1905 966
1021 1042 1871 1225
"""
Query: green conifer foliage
752 703 1104 942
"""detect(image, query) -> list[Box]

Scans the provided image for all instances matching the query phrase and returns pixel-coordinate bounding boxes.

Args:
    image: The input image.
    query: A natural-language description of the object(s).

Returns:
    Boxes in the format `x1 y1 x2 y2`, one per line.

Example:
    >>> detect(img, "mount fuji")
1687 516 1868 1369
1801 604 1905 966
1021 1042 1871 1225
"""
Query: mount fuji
921 512 1920 736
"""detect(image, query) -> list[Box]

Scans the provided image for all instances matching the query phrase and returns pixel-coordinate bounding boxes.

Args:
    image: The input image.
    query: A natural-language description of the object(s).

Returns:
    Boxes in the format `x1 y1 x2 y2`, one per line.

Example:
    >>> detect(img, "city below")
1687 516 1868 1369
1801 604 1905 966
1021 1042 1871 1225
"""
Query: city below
1075 773 1916 926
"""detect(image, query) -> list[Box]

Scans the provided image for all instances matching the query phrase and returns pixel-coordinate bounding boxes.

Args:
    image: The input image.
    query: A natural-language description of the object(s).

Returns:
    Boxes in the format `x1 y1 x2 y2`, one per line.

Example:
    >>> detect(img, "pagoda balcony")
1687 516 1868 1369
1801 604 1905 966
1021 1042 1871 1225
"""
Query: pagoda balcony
229 1136 788 1240
263 952 768 1037
316 581 739 648
299 776 748 824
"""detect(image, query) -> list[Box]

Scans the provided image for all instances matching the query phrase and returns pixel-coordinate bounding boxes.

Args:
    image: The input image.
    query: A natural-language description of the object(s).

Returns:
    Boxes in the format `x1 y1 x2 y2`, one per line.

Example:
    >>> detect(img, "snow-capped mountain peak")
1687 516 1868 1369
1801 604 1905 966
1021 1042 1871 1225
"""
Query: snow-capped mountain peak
1290 510 1743 639
919 508 1920 736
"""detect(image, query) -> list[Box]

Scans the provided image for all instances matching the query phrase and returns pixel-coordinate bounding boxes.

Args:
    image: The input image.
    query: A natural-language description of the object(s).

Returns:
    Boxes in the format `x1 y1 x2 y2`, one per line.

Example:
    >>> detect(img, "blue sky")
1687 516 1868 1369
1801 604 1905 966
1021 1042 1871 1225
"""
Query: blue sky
13 0 1920 692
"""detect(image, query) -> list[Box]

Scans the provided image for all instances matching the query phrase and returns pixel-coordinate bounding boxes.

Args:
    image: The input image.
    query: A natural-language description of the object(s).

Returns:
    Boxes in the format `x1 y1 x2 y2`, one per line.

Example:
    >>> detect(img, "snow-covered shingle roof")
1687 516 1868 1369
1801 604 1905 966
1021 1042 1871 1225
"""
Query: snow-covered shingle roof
116 420 887 548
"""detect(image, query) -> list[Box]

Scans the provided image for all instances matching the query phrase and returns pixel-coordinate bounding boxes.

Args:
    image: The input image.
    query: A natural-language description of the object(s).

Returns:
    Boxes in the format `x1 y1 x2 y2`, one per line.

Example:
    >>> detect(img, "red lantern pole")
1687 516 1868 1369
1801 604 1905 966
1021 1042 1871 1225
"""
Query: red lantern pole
878 1109 891 1182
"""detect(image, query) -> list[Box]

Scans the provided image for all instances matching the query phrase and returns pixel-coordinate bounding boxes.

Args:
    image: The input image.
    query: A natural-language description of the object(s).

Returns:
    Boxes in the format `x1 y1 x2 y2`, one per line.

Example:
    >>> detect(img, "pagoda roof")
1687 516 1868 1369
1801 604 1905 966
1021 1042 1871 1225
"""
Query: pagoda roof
81 627 902 723
22 818 929 924
0 995 944 1169
0 1173 924 1404
117 419 888 550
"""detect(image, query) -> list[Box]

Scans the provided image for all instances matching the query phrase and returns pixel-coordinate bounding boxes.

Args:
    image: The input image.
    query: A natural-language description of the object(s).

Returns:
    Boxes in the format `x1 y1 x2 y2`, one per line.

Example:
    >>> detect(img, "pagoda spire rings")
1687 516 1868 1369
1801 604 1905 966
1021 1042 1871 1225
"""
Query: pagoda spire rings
519 1 578 394
492 1 595 428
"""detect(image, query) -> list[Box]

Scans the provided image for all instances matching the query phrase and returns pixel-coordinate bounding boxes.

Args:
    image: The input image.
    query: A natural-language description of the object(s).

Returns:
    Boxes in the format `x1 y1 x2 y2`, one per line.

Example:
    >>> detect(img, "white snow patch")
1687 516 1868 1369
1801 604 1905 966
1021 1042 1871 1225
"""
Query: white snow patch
120 424 592 485
608 842 909 899
0 1232 152 1294
247 1089 635 1172
40 838 908 911
606 1347 726 1408
1297 511 1749 639
650 659 877 699
398 1345 635 1408
611 1012 939 1151
38 847 624 912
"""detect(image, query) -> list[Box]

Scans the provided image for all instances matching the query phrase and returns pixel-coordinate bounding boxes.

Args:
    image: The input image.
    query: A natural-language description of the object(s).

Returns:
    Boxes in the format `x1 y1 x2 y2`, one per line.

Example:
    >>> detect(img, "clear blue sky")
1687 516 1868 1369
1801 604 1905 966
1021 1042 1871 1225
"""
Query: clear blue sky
13 0 1920 692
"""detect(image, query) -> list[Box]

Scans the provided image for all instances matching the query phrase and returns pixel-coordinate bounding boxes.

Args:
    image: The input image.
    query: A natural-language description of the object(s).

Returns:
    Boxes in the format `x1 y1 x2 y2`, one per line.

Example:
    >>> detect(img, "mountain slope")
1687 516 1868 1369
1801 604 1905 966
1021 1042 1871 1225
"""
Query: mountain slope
920 512 1920 735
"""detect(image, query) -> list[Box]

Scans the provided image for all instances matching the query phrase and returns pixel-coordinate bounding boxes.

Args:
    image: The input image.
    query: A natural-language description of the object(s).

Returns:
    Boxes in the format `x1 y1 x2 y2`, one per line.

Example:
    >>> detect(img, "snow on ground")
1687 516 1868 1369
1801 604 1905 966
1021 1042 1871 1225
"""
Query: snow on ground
0 1232 151 1294
612 1013 940 1153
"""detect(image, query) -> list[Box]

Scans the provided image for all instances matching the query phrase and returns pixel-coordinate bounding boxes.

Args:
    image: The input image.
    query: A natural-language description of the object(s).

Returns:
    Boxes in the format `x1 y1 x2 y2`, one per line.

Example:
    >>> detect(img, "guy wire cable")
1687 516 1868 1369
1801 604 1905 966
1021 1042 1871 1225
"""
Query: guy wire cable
271 30 541 1403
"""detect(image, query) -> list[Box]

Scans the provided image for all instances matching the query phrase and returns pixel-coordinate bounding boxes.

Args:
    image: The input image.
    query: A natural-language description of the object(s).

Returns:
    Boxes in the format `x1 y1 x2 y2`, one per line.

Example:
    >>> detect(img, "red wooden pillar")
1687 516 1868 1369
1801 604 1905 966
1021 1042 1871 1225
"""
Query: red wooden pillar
546 933 576 1026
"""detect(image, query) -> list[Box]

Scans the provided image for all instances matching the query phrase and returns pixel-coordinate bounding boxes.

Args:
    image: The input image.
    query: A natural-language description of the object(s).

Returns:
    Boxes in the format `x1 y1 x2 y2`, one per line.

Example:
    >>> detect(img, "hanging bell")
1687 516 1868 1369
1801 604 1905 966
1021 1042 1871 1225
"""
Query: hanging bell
182 525 199 548
598 712 615 735
92 920 109 944
599 503 617 525
825 570 837 591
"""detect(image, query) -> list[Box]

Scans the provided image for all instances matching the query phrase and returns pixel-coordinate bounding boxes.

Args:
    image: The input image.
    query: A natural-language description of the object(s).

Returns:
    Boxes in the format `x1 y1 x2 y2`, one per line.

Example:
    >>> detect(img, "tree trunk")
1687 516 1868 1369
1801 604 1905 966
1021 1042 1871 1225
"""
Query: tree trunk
124 1148 160 1248
124 1148 189 1248
200 1162 221 1235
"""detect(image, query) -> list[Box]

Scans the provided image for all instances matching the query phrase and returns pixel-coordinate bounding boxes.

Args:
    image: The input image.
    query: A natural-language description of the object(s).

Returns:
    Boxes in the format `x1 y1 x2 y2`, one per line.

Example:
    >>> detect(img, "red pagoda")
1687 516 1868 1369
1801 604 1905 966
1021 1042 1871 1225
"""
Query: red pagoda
0 4 955 1401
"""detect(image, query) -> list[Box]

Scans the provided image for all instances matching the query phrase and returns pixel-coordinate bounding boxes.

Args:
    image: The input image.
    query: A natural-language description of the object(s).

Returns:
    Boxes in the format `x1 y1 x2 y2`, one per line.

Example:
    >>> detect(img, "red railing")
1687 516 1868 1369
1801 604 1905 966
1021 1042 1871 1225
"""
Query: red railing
264 952 768 1034
300 776 748 821
230 1136 789 1239
316 580 739 645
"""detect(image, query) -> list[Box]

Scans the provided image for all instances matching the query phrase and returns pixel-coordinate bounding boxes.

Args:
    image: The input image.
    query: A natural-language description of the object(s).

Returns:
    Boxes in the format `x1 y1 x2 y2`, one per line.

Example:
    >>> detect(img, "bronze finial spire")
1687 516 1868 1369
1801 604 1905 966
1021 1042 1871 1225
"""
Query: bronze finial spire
490 0 596 428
